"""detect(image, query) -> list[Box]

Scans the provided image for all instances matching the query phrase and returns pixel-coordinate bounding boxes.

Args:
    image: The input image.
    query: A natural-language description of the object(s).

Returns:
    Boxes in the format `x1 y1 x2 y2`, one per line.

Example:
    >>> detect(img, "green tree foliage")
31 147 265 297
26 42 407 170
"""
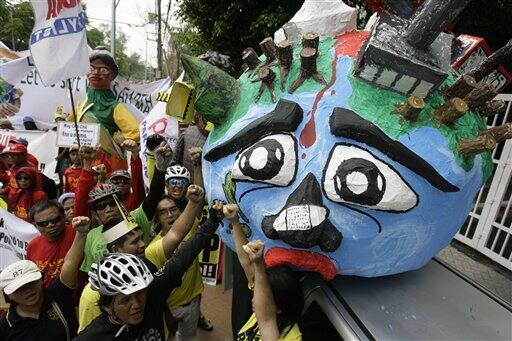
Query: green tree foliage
0 1 34 50
176 0 302 72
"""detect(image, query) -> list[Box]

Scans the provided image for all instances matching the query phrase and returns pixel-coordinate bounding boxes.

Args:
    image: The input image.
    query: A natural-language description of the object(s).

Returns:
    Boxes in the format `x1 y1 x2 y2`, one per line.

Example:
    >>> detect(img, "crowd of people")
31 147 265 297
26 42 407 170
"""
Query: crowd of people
0 47 304 341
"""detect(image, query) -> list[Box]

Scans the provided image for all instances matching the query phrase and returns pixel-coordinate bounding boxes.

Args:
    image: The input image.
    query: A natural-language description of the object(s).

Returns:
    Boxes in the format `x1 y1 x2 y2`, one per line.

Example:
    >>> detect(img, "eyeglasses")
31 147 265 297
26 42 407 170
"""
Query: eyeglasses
158 207 180 216
16 175 31 181
166 178 189 186
110 178 131 185
92 199 117 211
88 65 111 75
35 216 63 227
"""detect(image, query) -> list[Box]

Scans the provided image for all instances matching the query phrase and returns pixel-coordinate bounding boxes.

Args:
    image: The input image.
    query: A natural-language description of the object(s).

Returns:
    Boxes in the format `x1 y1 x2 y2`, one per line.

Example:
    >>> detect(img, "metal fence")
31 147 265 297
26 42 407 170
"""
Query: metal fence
456 93 512 269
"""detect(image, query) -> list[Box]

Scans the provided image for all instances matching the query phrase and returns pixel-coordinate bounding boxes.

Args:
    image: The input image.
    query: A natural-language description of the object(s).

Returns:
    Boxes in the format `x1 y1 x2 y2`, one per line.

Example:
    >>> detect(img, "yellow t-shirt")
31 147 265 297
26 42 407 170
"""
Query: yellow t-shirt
77 283 101 332
145 220 204 308
237 313 302 341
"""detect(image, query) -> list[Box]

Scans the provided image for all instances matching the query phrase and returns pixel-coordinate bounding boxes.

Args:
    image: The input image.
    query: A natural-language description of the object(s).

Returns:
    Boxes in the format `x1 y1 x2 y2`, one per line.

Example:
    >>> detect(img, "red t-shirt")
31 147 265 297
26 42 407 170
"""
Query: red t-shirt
64 166 82 193
26 225 76 287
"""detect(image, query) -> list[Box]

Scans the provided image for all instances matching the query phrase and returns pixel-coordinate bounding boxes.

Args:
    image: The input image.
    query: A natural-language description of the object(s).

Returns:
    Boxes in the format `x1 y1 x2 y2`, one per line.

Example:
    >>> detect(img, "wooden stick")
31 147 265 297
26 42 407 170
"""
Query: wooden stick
302 32 319 51
259 37 277 64
458 134 496 158
432 97 468 125
464 84 498 110
478 123 512 143
242 48 260 70
444 75 477 99
477 100 506 118
276 40 293 90
67 79 81 148
395 96 425 122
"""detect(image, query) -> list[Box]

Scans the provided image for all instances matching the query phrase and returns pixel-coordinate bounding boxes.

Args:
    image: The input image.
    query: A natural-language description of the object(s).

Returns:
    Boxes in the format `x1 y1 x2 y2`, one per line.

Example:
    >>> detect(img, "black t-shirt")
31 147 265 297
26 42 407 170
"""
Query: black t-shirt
75 217 219 340
0 278 77 341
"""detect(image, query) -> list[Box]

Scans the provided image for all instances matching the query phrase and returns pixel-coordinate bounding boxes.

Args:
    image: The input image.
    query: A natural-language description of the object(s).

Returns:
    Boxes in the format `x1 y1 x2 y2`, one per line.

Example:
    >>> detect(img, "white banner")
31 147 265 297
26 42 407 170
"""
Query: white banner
0 208 40 270
139 102 179 187
0 130 58 178
29 0 89 86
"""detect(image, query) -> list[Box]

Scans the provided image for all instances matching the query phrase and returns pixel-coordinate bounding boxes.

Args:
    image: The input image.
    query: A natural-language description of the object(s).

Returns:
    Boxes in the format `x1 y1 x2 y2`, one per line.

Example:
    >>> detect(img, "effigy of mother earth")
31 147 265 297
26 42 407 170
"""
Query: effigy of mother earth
182 0 512 280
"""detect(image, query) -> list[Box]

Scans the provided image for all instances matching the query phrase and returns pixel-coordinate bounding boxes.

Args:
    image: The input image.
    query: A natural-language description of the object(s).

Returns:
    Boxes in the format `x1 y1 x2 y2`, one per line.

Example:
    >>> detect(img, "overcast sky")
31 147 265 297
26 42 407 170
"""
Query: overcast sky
84 0 178 67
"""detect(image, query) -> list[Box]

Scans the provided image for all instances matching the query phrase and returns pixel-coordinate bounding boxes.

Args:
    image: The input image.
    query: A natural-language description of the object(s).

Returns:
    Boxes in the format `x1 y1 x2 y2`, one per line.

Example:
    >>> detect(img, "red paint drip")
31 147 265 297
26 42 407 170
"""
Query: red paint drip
335 31 371 58
299 57 339 148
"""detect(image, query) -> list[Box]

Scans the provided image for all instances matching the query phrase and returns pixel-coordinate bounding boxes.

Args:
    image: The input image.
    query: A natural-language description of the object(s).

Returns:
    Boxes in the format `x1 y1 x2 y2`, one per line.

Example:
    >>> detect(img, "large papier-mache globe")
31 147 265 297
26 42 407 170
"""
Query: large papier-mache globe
182 0 510 279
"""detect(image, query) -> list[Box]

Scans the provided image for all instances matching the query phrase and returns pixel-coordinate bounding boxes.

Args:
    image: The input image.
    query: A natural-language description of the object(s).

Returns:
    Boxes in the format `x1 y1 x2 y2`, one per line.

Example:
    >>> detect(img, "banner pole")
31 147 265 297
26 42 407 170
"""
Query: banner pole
67 79 81 148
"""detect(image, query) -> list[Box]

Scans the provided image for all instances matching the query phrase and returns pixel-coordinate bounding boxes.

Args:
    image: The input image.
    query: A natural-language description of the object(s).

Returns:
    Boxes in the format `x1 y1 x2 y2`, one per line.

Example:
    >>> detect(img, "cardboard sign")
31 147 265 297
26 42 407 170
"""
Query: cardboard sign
57 121 100 147
156 81 195 124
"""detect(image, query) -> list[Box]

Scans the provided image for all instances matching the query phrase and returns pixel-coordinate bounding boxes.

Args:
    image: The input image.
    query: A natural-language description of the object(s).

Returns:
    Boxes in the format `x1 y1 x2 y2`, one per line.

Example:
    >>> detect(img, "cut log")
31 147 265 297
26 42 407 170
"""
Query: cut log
302 32 319 51
458 134 496 158
395 96 425 122
432 97 468 125
242 48 260 70
259 37 277 64
444 75 477 99
289 47 326 93
478 123 512 143
468 38 512 82
276 40 293 90
464 84 498 110
255 66 276 103
477 100 506 118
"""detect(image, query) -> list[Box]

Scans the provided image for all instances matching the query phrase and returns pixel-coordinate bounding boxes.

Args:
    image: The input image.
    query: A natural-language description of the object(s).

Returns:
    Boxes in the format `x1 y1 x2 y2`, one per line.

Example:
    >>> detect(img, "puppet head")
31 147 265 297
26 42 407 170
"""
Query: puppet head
182 0 510 279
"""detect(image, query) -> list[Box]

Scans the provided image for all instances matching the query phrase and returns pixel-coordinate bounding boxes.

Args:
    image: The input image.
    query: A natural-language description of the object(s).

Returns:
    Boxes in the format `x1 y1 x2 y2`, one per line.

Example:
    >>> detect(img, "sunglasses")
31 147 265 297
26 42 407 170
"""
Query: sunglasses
166 178 189 186
16 175 31 181
92 199 117 211
35 216 63 227
110 178 130 185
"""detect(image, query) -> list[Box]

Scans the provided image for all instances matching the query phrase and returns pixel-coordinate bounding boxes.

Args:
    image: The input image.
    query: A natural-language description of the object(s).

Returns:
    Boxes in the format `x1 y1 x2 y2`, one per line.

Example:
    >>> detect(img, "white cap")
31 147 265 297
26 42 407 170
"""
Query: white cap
0 260 42 295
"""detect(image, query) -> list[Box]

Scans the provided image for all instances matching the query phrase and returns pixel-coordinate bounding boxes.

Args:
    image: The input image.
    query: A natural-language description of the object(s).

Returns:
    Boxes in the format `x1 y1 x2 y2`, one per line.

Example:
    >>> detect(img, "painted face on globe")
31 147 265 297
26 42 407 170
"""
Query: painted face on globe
183 31 494 280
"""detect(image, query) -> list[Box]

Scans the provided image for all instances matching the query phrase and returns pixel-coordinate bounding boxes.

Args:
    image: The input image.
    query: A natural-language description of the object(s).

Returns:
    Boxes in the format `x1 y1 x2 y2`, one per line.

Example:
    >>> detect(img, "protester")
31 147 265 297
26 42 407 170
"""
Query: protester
148 193 206 339
3 167 47 221
165 165 191 210
1 143 33 188
58 192 75 225
106 139 145 211
9 138 39 169
76 140 172 273
174 112 209 179
22 116 38 131
78 185 204 332
75 202 223 340
26 200 76 287
64 147 82 193
225 204 304 340
0 216 90 340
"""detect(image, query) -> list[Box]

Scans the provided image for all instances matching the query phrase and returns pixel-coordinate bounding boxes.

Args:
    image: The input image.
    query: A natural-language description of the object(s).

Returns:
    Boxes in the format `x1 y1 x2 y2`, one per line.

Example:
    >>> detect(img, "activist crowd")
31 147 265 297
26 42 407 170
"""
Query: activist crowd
0 47 303 341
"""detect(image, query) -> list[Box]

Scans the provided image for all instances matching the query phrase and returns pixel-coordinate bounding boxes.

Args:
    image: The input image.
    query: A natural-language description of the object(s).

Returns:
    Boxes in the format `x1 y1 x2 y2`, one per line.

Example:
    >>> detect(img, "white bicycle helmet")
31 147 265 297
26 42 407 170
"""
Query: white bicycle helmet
88 253 153 296
165 165 191 182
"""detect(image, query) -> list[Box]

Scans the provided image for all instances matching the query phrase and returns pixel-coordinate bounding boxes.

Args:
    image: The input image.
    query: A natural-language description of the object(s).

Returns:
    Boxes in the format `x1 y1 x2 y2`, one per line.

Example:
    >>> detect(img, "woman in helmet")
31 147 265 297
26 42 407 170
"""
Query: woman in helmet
165 165 191 210
75 202 223 340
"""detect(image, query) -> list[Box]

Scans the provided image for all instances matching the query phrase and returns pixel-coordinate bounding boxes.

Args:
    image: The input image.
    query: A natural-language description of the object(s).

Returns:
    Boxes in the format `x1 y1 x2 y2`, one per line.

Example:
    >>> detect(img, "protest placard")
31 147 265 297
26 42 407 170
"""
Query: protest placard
57 121 100 147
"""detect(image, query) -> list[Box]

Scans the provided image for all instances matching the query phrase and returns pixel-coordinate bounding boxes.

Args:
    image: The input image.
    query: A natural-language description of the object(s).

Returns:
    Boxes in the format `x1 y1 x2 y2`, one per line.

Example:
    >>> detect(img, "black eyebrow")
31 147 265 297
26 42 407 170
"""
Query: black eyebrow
204 99 303 162
329 108 459 192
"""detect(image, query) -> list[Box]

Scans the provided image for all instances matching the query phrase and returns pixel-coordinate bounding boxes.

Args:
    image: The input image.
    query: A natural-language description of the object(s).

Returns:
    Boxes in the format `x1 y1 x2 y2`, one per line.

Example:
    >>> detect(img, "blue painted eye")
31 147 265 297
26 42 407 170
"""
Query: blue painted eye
231 133 297 186
323 144 418 212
